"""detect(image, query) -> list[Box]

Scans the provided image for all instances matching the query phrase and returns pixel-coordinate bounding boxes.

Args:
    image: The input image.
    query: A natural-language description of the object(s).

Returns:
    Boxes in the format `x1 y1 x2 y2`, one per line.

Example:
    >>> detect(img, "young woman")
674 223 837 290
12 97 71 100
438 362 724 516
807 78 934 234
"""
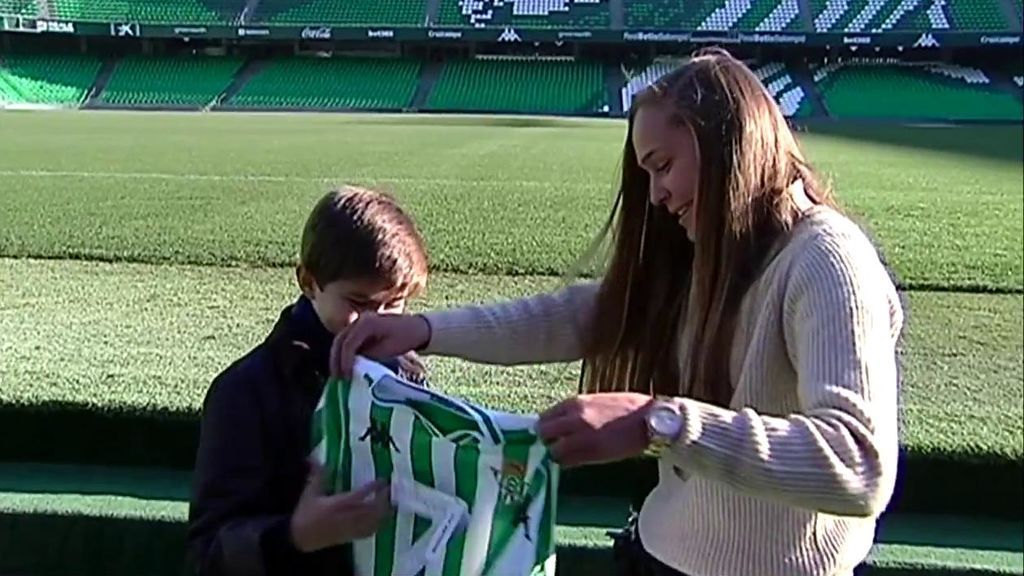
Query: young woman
330 48 904 576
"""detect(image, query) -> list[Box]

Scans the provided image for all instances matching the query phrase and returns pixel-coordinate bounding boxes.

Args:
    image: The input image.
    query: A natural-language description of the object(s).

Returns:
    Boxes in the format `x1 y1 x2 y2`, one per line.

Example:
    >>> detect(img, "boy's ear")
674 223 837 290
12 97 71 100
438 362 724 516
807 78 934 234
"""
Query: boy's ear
296 265 317 300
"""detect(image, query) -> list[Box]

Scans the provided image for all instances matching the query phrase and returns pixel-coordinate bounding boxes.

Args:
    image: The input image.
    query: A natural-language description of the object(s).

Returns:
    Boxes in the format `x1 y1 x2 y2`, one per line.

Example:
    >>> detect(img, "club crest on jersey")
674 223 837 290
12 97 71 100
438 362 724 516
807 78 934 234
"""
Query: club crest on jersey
494 459 528 505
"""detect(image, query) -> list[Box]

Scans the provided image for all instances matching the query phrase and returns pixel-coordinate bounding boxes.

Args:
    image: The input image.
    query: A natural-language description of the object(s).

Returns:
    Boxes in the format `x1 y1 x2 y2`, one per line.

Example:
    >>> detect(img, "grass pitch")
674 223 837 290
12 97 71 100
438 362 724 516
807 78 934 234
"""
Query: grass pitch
0 111 1021 292
0 110 1022 463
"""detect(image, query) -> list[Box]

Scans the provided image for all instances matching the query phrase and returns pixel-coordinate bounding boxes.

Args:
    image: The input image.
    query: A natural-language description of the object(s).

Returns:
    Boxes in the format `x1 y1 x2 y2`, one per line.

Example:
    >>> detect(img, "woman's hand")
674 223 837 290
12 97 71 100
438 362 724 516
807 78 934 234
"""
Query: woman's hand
536 393 654 468
330 313 431 378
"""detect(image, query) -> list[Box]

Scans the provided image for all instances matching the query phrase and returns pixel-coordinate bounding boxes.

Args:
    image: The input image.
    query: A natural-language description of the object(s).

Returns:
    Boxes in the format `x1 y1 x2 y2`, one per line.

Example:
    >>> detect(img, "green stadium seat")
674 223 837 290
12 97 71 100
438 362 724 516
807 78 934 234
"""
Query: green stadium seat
0 0 39 17
436 0 610 29
620 58 810 117
227 58 420 110
49 0 238 24
948 0 1014 31
0 53 100 107
100 56 243 107
625 0 801 31
808 0 1016 32
251 0 426 25
814 60 1023 121
425 57 607 115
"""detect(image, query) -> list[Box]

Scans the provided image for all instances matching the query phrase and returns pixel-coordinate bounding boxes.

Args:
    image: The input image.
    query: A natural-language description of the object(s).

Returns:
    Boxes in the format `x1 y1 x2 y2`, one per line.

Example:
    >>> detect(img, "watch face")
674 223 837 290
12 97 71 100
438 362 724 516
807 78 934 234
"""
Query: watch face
649 406 681 437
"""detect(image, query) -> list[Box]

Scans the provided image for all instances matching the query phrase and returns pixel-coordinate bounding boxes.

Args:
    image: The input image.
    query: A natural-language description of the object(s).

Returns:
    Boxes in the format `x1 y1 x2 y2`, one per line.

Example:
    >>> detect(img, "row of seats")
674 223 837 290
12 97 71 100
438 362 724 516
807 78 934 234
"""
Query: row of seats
807 0 1018 32
5 0 1020 30
227 58 421 110
0 0 37 17
49 0 233 24
814 59 1022 120
621 59 811 117
436 0 609 29
0 54 100 106
425 57 607 115
250 0 426 26
100 56 243 107
3 53 1020 120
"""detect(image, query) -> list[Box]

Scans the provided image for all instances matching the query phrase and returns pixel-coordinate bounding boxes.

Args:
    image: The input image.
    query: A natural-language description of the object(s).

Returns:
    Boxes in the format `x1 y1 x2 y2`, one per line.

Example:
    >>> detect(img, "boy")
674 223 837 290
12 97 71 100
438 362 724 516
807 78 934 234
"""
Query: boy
187 187 431 576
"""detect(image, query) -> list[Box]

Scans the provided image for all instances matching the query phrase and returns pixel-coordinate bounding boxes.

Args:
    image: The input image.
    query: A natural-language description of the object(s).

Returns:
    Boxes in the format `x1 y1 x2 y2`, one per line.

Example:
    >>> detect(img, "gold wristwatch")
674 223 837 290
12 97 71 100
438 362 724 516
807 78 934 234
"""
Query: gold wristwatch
644 397 684 458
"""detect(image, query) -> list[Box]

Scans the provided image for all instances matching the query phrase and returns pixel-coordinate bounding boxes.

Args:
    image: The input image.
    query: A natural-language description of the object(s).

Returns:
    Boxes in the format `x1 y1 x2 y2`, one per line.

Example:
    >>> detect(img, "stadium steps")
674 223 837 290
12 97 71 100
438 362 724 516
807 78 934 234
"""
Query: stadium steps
792 59 830 117
410 59 443 111
212 57 263 109
997 0 1024 30
424 0 442 25
609 0 624 28
0 463 1020 576
798 0 816 30
81 58 117 109
604 61 626 116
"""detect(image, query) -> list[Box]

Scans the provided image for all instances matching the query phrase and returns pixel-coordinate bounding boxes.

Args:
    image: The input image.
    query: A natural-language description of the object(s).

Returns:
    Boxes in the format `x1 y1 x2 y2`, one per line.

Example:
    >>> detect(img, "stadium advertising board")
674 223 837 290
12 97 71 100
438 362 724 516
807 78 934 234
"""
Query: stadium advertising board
1 17 1019 48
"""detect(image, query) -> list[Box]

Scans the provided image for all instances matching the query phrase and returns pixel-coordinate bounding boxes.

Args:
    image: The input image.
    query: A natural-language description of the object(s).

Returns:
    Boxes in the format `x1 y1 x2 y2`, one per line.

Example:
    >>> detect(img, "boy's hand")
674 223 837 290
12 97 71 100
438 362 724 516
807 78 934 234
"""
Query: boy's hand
289 460 392 553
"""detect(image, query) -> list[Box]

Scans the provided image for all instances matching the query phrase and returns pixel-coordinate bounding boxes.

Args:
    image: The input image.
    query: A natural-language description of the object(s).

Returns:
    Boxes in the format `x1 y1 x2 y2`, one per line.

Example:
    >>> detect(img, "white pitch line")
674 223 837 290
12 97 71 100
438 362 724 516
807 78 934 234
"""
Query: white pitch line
0 169 592 189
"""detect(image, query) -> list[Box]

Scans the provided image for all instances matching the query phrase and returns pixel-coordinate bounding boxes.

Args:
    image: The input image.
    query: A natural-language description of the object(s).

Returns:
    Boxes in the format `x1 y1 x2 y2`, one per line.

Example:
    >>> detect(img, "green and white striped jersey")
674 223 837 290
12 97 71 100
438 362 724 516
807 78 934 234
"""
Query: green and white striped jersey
311 357 559 576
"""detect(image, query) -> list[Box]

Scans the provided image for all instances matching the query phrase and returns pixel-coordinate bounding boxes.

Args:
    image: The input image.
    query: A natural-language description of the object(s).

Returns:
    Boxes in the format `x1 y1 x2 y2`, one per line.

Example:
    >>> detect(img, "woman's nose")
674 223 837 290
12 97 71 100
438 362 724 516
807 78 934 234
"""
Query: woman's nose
649 182 668 206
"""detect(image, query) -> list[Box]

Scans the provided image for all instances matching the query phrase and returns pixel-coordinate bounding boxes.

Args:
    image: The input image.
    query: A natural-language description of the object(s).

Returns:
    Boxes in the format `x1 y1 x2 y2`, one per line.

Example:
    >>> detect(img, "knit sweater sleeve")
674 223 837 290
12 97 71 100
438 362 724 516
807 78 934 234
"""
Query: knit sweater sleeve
666 225 903 517
419 281 599 365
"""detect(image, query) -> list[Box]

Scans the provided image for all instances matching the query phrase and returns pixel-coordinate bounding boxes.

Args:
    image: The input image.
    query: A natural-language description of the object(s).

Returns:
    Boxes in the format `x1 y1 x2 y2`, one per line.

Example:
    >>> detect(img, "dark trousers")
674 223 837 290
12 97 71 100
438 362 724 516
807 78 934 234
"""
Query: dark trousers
610 512 690 576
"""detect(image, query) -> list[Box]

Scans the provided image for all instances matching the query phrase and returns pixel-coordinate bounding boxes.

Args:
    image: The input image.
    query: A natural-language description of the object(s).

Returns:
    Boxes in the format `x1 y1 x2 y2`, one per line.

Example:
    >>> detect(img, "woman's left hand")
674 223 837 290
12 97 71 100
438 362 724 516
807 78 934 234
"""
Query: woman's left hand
536 393 654 468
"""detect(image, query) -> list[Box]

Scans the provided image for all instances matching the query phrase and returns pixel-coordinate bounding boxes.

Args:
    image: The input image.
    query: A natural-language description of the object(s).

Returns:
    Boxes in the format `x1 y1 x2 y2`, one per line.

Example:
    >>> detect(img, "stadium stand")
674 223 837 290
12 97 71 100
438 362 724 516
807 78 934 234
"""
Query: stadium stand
226 57 421 110
814 59 1023 120
435 0 610 29
620 58 811 117
425 56 607 115
946 0 1015 31
99 56 243 107
0 0 38 17
806 0 1018 33
250 0 427 26
625 0 804 32
0 53 100 107
49 0 235 24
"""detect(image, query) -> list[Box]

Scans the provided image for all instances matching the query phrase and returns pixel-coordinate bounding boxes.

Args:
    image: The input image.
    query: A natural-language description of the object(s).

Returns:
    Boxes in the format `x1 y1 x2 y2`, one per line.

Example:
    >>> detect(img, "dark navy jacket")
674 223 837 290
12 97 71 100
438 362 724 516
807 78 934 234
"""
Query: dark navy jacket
187 296 423 576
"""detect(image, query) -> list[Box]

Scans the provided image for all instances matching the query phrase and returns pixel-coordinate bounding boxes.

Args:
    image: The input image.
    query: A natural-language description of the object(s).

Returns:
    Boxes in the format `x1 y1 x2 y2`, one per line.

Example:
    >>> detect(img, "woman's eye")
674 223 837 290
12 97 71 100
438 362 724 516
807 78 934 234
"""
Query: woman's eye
656 161 671 174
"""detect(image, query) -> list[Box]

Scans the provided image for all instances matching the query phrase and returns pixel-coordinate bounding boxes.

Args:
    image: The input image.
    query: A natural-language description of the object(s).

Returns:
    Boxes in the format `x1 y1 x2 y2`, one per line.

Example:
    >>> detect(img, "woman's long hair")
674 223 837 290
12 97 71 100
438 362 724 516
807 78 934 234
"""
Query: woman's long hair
579 48 835 406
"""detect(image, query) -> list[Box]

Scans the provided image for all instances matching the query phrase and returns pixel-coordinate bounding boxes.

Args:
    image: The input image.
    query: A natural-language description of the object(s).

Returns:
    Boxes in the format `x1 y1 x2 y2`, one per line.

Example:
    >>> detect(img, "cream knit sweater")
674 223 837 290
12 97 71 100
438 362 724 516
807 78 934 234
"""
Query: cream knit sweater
420 206 904 576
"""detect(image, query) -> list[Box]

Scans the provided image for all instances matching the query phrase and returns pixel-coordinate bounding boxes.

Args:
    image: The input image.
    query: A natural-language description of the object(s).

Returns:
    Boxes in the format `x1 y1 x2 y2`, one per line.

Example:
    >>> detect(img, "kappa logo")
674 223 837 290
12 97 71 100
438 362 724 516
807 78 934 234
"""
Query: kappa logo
913 32 940 48
497 27 522 42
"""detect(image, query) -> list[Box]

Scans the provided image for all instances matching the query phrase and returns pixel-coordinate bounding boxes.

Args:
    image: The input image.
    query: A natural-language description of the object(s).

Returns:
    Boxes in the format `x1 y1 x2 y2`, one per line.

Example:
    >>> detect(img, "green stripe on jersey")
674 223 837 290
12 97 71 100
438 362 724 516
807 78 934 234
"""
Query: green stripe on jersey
313 360 559 576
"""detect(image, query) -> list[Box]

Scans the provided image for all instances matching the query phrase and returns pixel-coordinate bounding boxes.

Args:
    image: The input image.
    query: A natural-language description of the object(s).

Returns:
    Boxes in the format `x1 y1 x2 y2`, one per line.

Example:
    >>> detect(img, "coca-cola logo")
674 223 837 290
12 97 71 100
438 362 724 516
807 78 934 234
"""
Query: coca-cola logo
301 26 332 40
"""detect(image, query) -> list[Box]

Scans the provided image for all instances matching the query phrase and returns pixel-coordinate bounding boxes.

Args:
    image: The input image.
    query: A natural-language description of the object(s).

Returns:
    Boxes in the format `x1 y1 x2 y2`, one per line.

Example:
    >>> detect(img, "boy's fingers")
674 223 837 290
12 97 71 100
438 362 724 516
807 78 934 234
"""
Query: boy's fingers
301 458 327 499
327 479 388 510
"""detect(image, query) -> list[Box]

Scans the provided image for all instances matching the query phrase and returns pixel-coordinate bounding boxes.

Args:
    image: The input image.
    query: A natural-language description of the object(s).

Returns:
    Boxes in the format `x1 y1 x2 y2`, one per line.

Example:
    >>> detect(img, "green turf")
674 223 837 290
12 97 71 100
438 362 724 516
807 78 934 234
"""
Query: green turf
0 111 1020 292
0 464 1020 576
2 257 1021 463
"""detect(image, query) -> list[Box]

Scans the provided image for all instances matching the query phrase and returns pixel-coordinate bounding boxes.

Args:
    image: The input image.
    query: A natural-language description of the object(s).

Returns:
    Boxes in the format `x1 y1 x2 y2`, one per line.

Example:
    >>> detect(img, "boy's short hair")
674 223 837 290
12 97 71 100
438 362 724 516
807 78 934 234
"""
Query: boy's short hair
300 186 429 299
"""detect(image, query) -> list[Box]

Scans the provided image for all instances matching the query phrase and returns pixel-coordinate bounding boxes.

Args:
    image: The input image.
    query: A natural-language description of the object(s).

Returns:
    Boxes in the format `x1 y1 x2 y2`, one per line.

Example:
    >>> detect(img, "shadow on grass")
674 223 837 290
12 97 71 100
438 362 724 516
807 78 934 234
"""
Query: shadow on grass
793 121 1024 165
